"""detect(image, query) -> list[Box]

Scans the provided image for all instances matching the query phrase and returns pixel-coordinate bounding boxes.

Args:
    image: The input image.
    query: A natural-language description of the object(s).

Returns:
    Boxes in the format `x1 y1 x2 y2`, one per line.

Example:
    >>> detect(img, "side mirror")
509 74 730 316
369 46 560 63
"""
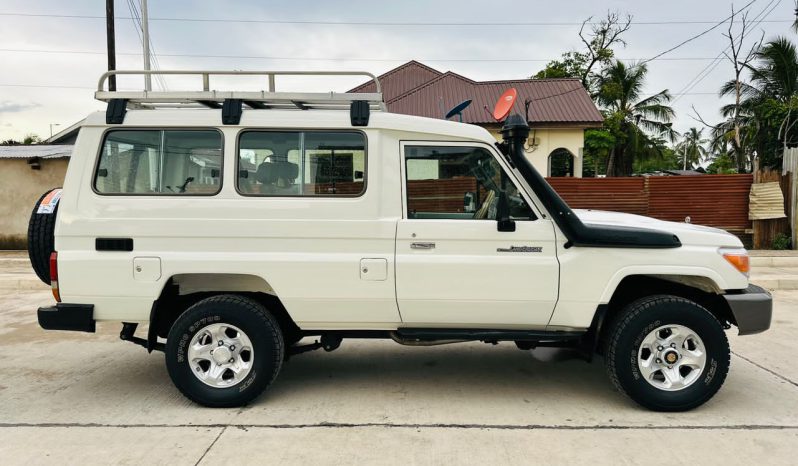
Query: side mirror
496 191 516 232
463 191 476 213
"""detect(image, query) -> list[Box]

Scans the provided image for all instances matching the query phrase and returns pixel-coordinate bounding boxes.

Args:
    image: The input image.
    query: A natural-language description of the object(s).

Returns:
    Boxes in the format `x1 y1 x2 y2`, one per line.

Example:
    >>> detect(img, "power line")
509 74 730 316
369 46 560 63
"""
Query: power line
672 0 783 103
0 48 767 63
0 12 792 26
126 0 167 90
642 0 757 64
0 84 94 89
0 82 723 96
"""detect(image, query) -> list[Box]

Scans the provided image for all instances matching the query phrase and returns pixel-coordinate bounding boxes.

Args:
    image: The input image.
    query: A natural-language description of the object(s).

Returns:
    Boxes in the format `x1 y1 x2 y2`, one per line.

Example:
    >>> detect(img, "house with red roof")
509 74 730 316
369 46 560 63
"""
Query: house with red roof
351 61 603 177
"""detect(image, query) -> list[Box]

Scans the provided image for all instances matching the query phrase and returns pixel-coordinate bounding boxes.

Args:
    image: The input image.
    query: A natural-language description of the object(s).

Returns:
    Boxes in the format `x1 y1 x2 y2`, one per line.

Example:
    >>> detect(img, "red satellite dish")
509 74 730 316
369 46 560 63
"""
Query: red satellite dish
493 88 517 122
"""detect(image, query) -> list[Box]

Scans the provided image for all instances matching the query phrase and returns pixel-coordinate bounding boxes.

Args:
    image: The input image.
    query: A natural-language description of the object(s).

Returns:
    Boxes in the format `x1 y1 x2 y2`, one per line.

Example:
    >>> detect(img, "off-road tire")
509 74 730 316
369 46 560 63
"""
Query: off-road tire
27 188 61 284
604 295 730 412
165 294 285 407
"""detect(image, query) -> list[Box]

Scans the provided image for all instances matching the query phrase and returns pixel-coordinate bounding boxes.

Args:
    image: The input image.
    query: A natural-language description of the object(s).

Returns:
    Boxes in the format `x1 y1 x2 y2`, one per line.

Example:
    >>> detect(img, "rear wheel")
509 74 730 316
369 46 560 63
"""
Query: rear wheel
604 295 730 411
165 294 284 407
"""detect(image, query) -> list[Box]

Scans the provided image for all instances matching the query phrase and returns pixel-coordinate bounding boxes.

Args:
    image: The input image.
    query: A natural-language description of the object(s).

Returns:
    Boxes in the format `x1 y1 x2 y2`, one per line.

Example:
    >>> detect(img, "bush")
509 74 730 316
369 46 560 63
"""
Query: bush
772 233 791 250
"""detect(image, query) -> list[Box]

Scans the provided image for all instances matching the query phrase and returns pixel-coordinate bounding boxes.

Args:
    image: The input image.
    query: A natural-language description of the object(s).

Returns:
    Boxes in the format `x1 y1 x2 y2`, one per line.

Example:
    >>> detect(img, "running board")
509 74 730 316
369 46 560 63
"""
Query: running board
394 328 584 342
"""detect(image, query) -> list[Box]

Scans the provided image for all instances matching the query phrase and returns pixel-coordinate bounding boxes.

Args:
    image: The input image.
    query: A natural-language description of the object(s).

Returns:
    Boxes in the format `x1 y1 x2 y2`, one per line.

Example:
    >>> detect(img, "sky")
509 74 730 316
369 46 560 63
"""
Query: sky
0 0 796 142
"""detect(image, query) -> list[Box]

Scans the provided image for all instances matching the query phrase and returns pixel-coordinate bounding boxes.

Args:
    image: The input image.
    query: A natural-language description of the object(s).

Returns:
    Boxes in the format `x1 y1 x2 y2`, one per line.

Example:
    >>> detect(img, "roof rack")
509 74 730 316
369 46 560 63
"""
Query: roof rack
95 70 386 112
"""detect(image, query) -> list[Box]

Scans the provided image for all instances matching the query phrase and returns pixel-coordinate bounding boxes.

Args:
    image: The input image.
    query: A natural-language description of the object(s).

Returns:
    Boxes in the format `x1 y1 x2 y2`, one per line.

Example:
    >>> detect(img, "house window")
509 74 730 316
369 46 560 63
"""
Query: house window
237 131 366 197
404 146 535 220
548 148 575 177
95 129 222 195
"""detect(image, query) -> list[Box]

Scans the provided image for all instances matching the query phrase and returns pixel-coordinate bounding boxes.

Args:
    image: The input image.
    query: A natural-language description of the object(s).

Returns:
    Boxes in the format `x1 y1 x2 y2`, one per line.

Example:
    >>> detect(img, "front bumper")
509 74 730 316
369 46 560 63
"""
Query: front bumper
723 284 772 335
38 303 95 333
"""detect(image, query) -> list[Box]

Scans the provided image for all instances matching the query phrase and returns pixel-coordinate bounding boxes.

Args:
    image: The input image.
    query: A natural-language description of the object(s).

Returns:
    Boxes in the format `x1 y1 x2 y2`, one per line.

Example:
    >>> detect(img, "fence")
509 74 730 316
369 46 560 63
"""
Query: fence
751 168 792 249
548 175 754 244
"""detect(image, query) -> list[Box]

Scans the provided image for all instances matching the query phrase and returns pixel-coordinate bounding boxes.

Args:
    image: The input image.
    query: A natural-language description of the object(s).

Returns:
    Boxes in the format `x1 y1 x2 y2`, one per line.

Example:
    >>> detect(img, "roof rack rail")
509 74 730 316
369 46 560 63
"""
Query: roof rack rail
95 70 386 112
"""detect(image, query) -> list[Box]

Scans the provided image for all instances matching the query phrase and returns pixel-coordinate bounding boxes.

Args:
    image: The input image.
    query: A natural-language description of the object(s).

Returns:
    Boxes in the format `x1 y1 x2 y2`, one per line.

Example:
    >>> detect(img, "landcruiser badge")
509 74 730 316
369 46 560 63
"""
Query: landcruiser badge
496 246 542 253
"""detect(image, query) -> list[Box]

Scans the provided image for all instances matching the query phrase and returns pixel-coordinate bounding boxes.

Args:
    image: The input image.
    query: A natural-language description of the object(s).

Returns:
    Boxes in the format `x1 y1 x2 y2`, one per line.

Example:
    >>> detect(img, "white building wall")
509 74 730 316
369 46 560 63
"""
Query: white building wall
487 127 585 178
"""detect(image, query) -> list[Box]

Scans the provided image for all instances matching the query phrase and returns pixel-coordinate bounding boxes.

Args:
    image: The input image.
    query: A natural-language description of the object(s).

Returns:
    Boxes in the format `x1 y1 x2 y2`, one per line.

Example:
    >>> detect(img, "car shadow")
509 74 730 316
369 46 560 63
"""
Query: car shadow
258 340 625 408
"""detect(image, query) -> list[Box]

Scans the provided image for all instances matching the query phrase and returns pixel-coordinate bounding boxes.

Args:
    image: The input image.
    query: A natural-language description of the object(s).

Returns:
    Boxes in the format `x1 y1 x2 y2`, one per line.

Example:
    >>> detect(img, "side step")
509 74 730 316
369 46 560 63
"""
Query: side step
394 328 584 343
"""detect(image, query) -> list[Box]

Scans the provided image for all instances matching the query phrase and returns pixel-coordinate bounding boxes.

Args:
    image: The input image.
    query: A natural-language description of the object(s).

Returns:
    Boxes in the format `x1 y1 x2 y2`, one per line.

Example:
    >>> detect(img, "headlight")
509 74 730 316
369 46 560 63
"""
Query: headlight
719 247 750 277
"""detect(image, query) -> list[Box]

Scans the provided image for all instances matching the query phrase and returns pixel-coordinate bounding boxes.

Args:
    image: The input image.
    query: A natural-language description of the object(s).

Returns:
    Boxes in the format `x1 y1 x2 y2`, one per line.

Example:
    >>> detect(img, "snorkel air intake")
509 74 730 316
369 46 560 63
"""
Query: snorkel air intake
500 114 681 249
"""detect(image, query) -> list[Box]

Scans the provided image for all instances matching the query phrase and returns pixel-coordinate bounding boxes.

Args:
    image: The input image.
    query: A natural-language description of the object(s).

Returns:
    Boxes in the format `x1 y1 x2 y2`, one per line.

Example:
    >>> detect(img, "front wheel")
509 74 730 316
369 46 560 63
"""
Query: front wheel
165 294 285 407
604 295 730 411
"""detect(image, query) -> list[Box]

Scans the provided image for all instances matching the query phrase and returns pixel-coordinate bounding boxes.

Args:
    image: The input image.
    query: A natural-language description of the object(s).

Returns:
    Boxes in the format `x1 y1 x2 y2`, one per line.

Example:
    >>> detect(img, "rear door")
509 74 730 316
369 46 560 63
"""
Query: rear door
395 142 559 327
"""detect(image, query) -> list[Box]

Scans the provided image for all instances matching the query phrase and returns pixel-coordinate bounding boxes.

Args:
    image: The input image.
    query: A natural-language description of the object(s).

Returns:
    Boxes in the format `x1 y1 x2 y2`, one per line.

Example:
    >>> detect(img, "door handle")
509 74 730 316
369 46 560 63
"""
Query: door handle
410 242 436 250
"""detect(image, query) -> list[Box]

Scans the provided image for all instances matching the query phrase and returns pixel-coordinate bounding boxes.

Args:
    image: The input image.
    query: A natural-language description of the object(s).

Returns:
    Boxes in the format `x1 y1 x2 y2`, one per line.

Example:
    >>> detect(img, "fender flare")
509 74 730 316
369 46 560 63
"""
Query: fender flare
598 265 728 304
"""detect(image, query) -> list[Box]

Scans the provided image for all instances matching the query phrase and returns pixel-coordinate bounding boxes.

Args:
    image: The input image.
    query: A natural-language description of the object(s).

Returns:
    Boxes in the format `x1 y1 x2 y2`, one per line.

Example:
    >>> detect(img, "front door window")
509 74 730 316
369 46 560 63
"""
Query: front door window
404 146 535 220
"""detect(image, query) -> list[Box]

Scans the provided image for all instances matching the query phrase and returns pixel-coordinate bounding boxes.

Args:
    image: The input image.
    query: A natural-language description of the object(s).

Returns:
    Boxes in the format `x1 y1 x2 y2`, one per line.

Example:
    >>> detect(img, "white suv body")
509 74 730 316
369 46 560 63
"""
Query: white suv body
58 109 749 328
33 70 771 410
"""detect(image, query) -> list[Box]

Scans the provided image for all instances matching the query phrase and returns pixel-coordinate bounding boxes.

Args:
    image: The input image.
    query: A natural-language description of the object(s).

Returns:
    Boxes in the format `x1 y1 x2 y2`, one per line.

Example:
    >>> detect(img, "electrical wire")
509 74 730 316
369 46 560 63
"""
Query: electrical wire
672 0 783 103
0 48 769 63
641 0 758 64
0 12 792 26
126 0 167 90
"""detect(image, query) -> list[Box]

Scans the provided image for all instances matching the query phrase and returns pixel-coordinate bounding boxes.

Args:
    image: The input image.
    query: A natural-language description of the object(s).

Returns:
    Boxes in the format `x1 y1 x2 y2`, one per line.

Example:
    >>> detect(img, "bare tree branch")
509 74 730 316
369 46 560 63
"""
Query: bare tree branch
578 11 632 90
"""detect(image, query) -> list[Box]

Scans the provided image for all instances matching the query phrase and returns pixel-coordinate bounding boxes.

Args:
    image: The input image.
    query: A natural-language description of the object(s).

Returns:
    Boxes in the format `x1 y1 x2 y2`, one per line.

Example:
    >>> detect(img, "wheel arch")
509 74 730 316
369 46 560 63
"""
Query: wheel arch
146 273 300 351
599 274 736 337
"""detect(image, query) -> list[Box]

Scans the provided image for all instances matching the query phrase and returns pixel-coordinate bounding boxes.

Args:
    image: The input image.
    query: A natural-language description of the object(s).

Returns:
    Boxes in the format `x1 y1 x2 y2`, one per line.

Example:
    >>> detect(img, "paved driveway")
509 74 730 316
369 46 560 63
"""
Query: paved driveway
1 287 797 465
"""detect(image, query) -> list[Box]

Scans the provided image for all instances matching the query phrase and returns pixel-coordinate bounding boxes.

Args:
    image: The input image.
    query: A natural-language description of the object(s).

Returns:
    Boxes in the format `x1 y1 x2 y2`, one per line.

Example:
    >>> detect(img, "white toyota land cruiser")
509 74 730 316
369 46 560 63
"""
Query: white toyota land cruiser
30 70 772 411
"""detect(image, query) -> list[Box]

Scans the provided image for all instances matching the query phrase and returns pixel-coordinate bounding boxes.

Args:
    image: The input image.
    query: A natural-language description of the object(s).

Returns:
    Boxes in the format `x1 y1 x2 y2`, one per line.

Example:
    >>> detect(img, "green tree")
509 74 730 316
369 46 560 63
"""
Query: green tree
582 128 615 177
633 140 680 174
596 61 676 176
720 36 798 170
0 133 41 145
675 127 709 170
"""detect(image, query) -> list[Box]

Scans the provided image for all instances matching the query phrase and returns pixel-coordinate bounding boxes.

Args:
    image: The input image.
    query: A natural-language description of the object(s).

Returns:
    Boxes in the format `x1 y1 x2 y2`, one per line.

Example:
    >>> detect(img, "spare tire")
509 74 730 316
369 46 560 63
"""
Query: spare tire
27 188 62 284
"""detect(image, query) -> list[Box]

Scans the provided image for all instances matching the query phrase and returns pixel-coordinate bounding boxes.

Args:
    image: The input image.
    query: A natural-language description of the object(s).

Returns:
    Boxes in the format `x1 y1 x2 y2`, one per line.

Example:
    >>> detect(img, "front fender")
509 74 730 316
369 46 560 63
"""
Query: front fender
599 265 731 304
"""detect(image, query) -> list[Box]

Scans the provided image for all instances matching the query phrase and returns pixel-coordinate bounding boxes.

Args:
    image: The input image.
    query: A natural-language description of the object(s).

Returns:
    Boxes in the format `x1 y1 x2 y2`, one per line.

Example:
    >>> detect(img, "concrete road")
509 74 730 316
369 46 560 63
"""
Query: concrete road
1 288 797 465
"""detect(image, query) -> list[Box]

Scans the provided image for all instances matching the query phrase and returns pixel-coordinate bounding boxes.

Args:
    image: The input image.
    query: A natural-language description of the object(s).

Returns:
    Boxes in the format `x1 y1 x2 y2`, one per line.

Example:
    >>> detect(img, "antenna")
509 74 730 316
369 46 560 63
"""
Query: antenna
444 99 472 122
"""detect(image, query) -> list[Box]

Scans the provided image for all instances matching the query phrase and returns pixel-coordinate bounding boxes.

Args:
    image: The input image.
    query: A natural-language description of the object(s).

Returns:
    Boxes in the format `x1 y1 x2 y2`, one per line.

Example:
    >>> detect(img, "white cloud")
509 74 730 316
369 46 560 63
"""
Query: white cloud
0 101 41 113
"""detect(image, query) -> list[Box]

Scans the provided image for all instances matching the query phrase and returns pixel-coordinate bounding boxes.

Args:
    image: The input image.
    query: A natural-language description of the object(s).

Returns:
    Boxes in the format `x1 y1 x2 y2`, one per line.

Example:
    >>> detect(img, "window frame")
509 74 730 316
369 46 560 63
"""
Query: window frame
400 140 542 221
92 127 225 197
234 128 368 198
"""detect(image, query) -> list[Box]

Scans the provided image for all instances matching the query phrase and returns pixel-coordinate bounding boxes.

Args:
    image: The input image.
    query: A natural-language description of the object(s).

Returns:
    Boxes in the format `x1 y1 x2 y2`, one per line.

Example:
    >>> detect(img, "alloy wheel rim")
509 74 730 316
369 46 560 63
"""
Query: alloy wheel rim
637 324 706 392
187 323 254 388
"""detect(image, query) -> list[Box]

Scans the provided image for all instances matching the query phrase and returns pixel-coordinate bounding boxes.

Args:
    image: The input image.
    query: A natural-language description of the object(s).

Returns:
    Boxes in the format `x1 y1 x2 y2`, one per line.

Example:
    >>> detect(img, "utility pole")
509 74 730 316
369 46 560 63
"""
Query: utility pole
683 144 688 170
141 0 152 91
105 0 116 91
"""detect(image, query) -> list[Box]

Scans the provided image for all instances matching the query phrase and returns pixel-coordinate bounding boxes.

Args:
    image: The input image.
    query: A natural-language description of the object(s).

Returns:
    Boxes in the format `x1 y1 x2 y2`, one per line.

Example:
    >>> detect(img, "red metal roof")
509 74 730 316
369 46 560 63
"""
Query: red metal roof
350 60 443 102
350 61 603 127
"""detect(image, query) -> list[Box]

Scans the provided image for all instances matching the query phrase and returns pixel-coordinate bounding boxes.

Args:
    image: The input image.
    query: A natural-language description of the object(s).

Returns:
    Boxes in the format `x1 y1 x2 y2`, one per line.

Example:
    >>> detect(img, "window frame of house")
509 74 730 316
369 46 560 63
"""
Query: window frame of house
92 127 224 197
235 129 368 198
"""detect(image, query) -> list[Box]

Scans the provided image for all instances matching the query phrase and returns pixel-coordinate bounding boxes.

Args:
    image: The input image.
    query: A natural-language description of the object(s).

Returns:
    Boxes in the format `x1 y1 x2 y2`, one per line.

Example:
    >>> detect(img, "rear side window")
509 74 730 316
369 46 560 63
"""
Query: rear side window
237 131 366 197
95 129 222 195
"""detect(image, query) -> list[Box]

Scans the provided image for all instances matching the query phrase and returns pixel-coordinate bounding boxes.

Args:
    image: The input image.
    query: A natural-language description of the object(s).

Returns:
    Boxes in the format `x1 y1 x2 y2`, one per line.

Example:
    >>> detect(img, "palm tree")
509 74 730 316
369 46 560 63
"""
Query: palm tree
720 36 798 167
596 61 676 176
793 1 798 33
676 128 709 170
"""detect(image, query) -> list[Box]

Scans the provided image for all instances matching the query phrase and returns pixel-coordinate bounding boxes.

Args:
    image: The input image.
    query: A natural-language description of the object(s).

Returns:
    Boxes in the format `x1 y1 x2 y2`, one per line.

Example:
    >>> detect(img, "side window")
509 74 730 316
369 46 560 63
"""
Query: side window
405 146 535 220
95 130 222 195
238 131 366 196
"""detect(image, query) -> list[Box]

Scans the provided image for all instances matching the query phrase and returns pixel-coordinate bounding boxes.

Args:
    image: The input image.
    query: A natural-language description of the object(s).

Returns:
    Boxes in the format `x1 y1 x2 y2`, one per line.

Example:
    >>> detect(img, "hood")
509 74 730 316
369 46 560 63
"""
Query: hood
573 209 744 248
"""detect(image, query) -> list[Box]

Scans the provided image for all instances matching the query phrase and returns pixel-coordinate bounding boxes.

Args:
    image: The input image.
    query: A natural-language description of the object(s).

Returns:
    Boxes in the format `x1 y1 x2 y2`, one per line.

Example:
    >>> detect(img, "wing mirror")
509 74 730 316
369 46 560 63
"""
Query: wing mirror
496 191 516 232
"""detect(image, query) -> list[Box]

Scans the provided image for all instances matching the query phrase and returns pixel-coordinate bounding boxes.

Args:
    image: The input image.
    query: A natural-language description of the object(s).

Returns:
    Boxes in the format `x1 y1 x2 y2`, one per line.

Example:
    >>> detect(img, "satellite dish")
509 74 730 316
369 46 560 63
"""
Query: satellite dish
444 99 472 122
493 88 517 122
